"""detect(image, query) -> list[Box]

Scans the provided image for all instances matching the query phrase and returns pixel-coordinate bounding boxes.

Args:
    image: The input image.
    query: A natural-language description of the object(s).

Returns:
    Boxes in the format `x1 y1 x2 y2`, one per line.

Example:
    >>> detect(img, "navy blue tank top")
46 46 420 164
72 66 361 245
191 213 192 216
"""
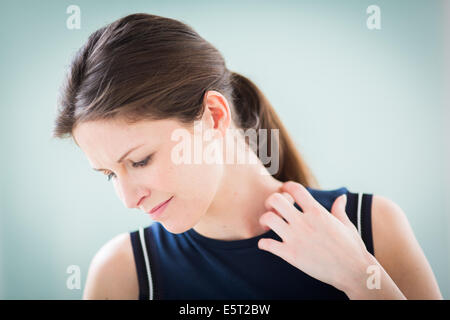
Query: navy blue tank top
129 186 374 300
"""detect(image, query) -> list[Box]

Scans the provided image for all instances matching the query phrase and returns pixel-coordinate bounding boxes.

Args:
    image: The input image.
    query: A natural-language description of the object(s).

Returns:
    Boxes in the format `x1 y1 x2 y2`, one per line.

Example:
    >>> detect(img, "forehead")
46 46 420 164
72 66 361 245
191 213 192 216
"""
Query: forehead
74 118 185 144
73 118 188 165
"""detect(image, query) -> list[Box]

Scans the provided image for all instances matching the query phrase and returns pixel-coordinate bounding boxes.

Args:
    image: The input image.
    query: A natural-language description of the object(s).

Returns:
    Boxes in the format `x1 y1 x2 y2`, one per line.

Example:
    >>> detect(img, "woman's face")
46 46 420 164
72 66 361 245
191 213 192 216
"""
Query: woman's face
72 116 225 234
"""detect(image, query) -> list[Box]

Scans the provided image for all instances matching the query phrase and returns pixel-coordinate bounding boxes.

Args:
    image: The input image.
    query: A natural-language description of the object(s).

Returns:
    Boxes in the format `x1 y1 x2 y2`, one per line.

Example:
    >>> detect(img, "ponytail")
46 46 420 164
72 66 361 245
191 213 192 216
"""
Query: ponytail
229 71 320 188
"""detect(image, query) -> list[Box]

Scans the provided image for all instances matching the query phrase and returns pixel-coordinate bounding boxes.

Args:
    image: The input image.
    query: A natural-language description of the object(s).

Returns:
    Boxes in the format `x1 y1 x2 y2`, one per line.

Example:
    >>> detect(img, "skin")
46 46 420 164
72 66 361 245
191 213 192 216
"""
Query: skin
75 91 443 300
261 182 443 299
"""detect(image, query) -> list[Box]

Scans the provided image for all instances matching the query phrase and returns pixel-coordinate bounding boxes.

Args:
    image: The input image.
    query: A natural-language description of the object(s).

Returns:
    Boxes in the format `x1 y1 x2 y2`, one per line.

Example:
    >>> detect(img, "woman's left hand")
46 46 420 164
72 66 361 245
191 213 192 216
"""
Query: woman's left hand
258 181 373 293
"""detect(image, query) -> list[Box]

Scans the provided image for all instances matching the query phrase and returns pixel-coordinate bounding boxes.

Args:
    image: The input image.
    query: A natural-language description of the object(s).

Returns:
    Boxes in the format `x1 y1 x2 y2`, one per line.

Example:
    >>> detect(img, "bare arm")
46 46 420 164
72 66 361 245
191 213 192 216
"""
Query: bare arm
82 233 139 300
345 195 443 299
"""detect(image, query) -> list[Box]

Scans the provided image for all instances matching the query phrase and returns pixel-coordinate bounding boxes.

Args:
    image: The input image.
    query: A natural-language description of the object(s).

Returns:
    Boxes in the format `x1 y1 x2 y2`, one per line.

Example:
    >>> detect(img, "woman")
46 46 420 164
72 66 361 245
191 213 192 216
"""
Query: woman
53 13 442 300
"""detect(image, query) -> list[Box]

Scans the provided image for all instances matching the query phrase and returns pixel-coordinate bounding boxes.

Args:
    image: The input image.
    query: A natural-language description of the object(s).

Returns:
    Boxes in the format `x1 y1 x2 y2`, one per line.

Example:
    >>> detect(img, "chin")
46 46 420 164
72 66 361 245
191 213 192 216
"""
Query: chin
160 221 192 234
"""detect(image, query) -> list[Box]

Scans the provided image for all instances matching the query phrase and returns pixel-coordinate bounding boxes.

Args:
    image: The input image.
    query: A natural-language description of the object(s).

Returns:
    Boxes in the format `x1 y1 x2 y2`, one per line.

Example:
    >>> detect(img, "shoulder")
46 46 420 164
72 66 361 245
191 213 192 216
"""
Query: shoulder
370 194 443 299
371 195 413 254
371 194 409 233
371 194 417 262
83 232 139 300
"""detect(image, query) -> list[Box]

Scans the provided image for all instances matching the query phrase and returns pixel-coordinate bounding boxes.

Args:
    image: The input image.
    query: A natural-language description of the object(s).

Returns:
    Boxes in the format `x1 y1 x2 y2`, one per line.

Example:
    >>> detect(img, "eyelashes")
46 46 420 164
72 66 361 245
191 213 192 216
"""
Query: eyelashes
132 155 152 168
106 154 153 181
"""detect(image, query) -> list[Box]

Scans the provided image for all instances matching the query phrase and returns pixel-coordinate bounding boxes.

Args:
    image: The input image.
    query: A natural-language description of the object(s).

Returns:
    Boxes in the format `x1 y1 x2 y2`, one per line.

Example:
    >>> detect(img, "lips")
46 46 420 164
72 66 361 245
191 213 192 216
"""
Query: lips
150 196 174 213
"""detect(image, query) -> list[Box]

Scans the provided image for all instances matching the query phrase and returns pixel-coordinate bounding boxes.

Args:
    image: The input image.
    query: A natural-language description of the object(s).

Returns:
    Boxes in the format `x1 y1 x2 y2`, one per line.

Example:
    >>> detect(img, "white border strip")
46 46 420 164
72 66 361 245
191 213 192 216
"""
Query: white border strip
139 226 153 300
357 192 362 236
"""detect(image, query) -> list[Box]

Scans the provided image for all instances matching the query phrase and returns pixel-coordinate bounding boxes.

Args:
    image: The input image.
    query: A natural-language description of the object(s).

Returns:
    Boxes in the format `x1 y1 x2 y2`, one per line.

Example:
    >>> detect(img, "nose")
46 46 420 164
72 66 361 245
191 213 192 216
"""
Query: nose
114 175 150 209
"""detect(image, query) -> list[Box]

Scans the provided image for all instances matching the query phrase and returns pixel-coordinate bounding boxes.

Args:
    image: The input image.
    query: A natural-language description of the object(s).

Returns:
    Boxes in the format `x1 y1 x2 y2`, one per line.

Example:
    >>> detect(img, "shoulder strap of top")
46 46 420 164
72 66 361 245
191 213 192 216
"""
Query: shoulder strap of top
354 192 374 256
357 192 362 236
129 227 154 300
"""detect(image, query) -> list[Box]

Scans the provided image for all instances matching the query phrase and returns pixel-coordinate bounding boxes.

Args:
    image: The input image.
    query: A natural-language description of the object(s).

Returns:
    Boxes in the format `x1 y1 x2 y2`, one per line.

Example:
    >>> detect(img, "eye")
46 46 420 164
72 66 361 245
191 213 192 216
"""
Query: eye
131 154 153 168
103 154 153 181
106 172 116 181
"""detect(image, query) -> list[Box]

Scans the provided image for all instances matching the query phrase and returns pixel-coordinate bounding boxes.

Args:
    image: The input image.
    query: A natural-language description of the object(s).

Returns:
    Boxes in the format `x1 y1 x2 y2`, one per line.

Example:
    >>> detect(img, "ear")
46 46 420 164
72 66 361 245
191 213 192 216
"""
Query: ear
203 90 231 136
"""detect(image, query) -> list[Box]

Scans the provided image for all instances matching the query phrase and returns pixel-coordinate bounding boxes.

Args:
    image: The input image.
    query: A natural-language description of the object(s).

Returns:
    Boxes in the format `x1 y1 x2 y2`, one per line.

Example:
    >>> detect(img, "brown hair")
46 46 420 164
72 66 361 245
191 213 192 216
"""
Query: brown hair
53 13 319 188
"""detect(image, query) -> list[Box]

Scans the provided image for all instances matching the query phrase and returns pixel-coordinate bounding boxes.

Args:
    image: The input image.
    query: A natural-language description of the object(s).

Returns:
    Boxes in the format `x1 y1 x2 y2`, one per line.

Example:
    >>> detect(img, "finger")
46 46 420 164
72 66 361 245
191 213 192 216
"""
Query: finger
281 191 303 215
330 194 354 229
281 192 295 205
265 192 299 224
257 238 289 260
280 181 323 213
264 192 295 212
259 211 289 239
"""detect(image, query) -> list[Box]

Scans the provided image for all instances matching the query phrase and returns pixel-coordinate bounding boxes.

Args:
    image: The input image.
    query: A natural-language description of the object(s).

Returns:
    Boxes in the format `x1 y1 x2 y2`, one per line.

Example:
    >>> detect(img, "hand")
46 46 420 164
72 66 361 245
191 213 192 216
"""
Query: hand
258 181 372 292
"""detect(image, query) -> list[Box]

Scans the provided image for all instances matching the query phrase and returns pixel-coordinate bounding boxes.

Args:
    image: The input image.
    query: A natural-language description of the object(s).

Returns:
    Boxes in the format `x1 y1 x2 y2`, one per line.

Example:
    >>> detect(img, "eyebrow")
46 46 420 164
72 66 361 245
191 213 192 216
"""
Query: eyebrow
92 144 145 172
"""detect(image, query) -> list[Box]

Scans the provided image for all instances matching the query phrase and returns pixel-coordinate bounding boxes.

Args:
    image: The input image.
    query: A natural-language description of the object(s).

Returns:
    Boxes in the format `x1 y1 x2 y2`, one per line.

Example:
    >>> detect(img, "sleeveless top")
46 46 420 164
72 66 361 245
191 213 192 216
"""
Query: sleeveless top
129 186 374 300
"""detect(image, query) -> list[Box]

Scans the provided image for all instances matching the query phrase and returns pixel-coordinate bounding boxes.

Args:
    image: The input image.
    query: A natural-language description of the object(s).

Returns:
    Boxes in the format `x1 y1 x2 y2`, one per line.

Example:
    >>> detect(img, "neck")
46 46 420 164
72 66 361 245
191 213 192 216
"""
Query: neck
192 158 284 241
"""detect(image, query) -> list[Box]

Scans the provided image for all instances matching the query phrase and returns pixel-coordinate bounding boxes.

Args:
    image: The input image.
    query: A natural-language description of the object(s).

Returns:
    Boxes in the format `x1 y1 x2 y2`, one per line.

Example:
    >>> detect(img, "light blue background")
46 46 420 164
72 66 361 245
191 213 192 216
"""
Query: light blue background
0 0 448 299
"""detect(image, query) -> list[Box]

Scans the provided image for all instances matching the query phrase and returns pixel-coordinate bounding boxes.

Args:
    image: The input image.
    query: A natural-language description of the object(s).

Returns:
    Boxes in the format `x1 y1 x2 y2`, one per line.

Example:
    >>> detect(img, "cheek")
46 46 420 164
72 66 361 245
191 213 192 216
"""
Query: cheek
164 162 223 226
112 180 124 202
162 141 223 196
173 162 223 198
